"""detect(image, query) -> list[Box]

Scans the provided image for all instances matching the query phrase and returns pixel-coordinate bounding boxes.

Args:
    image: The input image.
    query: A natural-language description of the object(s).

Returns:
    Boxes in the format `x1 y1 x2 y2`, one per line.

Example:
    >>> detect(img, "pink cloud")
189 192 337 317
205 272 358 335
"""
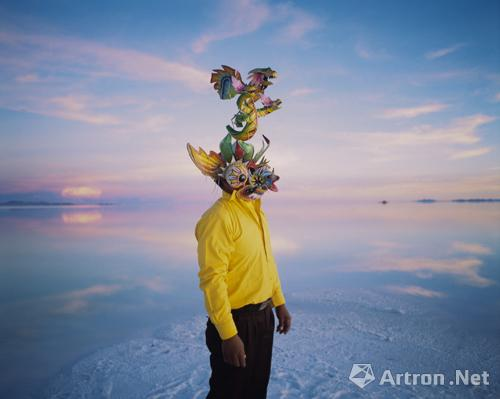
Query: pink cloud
0 30 208 90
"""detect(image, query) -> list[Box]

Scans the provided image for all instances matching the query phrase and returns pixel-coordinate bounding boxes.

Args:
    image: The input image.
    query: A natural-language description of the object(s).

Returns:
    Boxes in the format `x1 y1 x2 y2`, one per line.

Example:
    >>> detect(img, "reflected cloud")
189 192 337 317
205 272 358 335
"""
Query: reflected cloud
134 229 193 248
359 256 494 287
62 211 103 224
138 276 171 294
271 236 300 254
54 284 122 314
21 278 171 316
57 299 88 314
451 241 493 255
386 285 446 298
13 207 197 262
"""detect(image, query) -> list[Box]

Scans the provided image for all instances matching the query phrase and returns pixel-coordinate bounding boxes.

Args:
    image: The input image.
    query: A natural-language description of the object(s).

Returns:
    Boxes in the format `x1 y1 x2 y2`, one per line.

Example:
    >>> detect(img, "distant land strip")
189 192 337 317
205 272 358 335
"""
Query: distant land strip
415 198 500 203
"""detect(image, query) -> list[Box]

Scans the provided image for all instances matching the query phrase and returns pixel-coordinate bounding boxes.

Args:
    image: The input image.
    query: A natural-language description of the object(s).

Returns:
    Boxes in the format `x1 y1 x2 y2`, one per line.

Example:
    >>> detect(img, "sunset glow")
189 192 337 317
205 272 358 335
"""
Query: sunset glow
61 186 102 199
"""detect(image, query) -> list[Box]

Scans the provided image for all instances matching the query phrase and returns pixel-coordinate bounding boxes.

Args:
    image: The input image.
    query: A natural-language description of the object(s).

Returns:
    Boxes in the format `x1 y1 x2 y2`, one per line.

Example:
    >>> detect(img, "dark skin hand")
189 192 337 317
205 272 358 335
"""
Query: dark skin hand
221 305 292 366
222 334 246 367
275 304 292 334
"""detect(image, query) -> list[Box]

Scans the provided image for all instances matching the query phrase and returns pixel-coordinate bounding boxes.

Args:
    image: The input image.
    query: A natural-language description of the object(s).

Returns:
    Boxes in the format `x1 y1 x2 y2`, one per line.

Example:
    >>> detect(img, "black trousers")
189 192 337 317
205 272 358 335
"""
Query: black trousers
205 304 275 399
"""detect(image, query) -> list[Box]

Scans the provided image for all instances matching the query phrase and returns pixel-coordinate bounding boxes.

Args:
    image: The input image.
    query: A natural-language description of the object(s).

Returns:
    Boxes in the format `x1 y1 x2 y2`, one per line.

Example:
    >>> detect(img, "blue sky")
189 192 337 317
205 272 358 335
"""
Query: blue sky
0 0 499 203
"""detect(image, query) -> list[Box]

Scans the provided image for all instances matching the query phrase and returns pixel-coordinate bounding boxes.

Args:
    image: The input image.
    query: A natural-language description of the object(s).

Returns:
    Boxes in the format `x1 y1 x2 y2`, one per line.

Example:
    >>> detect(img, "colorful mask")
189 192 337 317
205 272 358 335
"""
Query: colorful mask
187 65 282 201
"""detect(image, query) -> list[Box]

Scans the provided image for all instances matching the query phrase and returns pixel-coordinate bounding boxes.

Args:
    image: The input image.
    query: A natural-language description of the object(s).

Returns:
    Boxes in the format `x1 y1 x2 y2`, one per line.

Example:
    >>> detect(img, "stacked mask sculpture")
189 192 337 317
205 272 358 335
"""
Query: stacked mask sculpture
186 65 282 201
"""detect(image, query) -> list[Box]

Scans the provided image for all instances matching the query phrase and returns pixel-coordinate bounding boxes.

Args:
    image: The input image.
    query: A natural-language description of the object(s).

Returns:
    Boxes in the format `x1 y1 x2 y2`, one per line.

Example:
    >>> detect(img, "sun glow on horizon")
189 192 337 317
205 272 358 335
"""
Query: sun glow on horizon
61 186 102 198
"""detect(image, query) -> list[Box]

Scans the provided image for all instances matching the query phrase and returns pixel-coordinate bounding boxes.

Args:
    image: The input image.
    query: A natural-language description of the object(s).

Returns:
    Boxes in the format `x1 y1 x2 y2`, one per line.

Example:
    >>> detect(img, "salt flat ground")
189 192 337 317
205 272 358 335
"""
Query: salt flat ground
44 288 499 399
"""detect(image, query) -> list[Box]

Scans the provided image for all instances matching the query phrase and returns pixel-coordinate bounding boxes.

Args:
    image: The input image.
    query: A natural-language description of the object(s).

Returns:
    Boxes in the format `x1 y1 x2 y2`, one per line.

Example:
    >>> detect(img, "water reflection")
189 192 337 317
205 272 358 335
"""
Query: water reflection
61 211 102 224
357 252 493 286
0 201 499 398
263 202 499 291
385 285 446 298
52 284 123 314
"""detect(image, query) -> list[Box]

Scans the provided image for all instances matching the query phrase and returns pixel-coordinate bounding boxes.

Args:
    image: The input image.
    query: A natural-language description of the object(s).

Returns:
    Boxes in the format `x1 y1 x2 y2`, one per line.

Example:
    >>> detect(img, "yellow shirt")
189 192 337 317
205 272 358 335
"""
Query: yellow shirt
195 190 286 340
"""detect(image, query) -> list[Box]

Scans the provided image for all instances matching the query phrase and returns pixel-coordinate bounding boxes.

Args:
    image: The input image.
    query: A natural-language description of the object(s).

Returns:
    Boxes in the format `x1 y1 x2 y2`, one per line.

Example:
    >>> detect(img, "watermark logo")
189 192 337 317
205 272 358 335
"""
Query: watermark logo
348 363 490 389
349 363 375 388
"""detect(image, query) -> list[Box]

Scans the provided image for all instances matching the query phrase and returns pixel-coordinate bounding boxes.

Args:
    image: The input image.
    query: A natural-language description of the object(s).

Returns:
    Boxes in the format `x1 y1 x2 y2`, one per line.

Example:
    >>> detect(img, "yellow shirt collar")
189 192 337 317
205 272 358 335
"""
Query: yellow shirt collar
221 190 261 210
222 190 237 201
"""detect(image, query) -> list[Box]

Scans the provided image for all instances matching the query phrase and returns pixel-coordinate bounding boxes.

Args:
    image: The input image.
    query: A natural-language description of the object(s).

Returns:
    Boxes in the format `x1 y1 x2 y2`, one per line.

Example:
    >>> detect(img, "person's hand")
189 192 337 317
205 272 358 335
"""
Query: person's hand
275 304 292 334
221 334 246 367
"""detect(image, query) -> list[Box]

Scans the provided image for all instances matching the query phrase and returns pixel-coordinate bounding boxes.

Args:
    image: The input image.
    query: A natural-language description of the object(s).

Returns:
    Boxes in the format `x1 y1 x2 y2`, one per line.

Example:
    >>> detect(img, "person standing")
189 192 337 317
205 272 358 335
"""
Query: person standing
195 176 292 398
187 64 291 398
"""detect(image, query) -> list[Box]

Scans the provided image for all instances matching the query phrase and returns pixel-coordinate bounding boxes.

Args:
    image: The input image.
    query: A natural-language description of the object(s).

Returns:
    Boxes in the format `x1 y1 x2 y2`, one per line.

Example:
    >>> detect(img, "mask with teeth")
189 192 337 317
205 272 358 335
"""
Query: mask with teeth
187 139 280 201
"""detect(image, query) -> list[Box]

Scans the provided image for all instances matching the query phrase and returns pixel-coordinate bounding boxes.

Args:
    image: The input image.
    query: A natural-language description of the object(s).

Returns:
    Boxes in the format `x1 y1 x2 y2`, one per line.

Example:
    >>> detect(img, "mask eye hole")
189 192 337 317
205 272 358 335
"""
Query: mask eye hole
238 174 247 182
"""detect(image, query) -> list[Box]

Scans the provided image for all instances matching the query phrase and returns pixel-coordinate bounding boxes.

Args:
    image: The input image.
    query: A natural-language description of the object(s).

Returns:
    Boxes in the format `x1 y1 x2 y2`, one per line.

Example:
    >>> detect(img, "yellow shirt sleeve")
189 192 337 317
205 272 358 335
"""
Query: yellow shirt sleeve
195 203 238 340
270 256 286 307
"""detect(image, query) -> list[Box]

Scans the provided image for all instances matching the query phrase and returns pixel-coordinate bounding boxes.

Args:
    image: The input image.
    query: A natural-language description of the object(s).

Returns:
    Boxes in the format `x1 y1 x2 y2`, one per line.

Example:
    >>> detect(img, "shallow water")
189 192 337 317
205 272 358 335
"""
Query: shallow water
1 200 499 398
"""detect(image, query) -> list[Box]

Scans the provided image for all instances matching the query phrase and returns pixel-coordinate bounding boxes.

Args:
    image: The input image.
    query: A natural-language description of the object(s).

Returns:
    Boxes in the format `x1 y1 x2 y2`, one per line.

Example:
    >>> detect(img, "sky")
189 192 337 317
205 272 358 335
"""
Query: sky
0 0 499 204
